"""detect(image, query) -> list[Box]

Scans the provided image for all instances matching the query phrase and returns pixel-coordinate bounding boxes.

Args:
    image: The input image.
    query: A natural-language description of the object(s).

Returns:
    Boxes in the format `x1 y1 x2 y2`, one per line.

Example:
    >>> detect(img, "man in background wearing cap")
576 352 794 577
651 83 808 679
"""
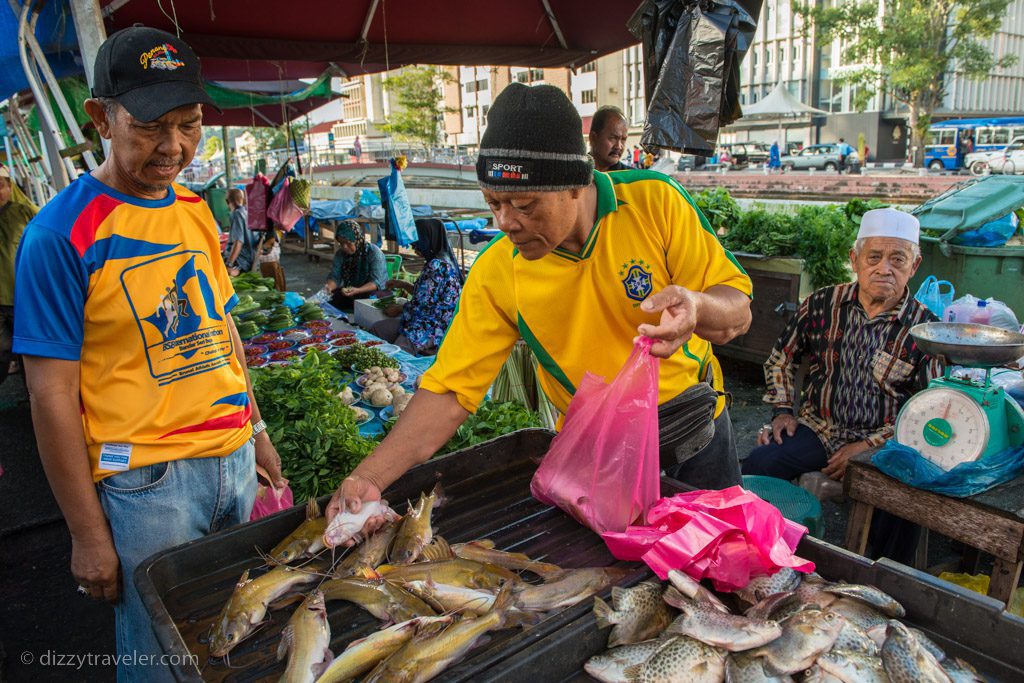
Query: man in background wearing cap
328 83 753 528
744 208 942 486
13 27 284 680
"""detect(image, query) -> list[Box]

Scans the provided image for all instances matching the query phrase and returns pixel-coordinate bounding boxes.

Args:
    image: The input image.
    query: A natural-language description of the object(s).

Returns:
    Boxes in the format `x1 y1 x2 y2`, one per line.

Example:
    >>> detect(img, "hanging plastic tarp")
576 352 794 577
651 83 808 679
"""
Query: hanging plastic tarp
377 160 418 247
628 0 762 156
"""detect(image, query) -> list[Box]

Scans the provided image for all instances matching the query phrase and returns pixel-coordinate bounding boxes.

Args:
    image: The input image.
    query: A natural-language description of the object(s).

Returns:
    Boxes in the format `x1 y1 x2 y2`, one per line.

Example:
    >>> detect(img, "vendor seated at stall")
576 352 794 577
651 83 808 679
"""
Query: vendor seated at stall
743 208 943 483
370 219 463 355
324 219 389 311
327 83 754 530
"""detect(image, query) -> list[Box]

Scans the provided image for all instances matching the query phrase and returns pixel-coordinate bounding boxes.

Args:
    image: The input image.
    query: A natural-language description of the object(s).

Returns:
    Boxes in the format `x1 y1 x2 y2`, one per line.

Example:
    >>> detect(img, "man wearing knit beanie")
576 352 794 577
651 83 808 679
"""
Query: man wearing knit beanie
330 84 754 525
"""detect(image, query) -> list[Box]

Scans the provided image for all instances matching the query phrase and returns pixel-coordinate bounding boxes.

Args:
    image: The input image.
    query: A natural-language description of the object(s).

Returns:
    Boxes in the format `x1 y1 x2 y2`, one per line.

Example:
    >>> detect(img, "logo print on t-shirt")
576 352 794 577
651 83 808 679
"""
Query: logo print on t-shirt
123 251 233 384
619 258 653 302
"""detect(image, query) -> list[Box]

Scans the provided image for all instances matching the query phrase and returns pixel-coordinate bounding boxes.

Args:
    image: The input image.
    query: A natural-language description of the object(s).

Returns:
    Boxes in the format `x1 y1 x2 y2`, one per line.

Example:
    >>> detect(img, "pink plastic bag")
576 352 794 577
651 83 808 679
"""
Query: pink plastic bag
246 173 270 230
267 178 304 231
602 486 814 592
250 465 294 521
530 337 661 534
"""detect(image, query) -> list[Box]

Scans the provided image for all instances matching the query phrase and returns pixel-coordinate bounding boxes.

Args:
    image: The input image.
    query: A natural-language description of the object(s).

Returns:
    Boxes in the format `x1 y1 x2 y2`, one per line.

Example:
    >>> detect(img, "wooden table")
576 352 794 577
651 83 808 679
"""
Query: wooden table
844 451 1024 605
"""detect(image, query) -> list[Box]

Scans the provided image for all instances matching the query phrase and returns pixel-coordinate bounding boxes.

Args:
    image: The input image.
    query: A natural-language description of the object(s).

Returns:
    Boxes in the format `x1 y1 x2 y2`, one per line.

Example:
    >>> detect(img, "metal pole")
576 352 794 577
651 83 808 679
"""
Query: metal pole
222 126 233 187
69 0 110 157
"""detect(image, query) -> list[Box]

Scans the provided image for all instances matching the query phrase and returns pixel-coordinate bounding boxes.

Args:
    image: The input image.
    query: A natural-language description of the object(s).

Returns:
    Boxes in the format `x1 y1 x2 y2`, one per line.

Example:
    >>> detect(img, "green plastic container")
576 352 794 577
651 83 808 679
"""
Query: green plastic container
910 237 1024 318
742 474 823 538
910 176 1024 318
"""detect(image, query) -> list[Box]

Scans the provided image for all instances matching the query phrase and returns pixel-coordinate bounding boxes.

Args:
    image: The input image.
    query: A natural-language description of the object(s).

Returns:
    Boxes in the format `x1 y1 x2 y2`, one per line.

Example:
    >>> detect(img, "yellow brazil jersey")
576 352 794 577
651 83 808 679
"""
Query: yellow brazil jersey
421 169 753 418
13 173 252 481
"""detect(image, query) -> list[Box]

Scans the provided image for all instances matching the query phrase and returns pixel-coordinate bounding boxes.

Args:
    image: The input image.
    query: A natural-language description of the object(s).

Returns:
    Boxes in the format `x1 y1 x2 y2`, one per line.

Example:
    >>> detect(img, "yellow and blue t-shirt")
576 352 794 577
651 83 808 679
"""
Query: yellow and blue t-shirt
13 174 252 481
421 169 753 418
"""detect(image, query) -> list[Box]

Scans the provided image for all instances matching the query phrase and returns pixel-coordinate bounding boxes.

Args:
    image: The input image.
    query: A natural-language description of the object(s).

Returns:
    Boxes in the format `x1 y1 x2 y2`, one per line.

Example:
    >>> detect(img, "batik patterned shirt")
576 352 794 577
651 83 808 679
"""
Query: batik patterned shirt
399 258 461 352
763 282 942 454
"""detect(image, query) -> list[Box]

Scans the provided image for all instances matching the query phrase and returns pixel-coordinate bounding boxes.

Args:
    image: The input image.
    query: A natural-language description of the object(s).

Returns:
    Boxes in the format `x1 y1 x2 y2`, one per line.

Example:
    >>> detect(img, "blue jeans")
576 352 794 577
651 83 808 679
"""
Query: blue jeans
97 440 257 682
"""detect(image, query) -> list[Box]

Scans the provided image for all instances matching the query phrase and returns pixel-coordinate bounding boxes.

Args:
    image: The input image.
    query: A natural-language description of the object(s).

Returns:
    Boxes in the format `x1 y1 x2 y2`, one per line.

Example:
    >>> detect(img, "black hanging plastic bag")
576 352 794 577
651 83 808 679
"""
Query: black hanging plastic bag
629 0 761 156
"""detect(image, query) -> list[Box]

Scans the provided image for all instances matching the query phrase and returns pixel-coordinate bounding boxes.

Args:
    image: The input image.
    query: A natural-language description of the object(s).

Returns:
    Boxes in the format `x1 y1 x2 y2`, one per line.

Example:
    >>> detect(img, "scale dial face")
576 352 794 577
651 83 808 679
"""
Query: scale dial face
895 387 989 471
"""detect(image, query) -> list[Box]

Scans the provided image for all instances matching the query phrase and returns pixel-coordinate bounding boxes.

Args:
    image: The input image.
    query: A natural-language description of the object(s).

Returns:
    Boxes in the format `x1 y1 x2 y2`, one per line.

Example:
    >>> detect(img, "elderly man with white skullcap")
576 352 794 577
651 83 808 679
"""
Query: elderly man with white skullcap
744 208 943 484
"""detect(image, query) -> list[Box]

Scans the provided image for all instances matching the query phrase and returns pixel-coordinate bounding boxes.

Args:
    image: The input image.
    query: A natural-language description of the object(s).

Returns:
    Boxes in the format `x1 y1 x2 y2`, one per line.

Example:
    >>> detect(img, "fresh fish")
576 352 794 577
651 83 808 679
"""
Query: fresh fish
908 627 946 663
389 482 444 564
725 652 794 683
663 587 782 652
320 577 436 623
817 650 890 683
668 569 730 613
208 566 320 658
749 608 845 676
745 591 797 621
734 568 802 605
621 635 726 683
831 621 879 655
593 581 674 648
941 657 985 683
403 580 498 615
881 620 952 683
314 616 451 683
791 575 838 610
271 499 328 564
376 558 519 590
324 499 400 548
277 590 331 683
585 640 665 683
802 664 843 683
514 567 631 612
824 583 905 618
451 540 565 581
828 597 889 632
333 519 400 578
361 587 515 683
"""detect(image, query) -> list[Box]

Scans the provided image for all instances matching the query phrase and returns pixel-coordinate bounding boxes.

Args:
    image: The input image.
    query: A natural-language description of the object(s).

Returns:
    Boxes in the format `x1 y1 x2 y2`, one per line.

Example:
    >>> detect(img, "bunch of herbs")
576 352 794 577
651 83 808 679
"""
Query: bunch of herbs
251 350 377 502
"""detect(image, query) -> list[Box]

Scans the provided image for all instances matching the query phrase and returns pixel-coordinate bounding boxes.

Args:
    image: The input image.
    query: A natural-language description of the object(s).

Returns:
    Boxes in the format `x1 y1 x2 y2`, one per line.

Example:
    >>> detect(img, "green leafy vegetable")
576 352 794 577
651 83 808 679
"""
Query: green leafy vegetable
333 344 400 371
251 350 377 502
438 401 544 455
693 187 742 234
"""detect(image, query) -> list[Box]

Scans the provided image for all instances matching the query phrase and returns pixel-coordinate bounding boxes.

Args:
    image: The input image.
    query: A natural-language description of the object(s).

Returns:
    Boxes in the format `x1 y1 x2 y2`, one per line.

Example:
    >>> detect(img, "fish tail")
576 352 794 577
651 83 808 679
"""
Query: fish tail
662 585 691 610
592 596 616 630
306 498 322 520
430 480 447 508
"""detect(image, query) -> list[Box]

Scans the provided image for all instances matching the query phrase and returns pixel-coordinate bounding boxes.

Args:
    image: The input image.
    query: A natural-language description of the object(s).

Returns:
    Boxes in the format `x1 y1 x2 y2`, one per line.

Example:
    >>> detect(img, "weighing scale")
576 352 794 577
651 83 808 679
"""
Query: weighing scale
895 323 1024 471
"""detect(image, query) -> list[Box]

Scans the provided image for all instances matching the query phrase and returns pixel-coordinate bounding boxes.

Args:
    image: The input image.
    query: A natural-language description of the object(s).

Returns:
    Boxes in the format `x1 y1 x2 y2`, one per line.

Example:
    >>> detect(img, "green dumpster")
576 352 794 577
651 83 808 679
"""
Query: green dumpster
910 176 1024 318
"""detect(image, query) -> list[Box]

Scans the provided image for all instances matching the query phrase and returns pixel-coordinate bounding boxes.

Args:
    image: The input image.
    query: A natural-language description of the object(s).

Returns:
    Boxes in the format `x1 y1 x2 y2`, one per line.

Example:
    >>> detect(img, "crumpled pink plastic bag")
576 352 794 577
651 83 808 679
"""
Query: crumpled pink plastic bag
249 465 294 521
267 178 304 231
602 486 814 592
530 337 661 534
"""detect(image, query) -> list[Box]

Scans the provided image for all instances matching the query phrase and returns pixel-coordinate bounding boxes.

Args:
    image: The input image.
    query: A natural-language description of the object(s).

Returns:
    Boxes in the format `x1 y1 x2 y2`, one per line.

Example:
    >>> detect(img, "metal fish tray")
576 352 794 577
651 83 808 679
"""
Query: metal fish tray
138 429 1024 682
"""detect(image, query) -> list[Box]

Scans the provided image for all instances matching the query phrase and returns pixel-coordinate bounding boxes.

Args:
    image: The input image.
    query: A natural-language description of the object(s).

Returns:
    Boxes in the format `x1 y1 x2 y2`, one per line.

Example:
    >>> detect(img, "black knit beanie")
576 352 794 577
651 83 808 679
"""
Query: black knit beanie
476 83 593 192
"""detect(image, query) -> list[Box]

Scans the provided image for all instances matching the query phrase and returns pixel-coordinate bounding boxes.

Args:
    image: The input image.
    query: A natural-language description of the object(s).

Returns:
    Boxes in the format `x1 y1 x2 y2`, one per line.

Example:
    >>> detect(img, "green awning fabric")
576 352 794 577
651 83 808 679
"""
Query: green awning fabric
204 72 337 109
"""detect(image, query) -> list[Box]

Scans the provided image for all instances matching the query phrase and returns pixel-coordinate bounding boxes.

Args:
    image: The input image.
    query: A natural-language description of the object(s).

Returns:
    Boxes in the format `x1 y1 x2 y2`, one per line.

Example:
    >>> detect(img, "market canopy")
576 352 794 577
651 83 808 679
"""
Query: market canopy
741 81 827 119
201 73 342 127
100 0 643 81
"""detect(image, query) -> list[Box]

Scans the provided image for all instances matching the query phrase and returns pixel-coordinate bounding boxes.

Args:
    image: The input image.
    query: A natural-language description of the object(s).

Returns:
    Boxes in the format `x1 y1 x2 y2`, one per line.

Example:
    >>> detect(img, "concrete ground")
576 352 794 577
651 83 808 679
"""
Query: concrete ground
0 240 966 681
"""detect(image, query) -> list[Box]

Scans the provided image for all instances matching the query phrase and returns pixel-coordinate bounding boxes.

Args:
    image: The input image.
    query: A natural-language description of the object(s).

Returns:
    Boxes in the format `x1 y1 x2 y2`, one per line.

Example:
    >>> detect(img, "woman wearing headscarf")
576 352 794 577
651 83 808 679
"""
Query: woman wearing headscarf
325 219 389 311
0 168 38 383
370 219 463 355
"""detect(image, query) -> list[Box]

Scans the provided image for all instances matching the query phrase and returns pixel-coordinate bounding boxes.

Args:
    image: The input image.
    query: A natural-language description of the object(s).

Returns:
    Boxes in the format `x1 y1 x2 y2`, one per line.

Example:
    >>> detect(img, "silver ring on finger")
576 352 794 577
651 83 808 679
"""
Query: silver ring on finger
77 584 90 596
761 424 772 433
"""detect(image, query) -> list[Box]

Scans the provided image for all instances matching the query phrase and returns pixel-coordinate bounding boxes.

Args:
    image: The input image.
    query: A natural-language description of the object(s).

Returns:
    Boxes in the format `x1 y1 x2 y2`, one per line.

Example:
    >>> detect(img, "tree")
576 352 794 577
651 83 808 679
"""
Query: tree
244 120 309 152
201 134 223 161
380 66 454 149
797 0 1016 167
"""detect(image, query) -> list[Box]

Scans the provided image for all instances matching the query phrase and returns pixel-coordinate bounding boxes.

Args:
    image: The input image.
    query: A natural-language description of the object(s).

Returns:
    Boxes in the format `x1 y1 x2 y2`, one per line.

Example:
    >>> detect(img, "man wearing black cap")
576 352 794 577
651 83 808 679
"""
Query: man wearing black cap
13 26 284 680
329 83 753 531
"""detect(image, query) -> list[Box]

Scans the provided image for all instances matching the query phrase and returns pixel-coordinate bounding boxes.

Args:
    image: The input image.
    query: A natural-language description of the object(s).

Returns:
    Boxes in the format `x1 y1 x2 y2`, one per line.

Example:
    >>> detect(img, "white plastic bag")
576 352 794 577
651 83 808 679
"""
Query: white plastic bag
944 295 1019 331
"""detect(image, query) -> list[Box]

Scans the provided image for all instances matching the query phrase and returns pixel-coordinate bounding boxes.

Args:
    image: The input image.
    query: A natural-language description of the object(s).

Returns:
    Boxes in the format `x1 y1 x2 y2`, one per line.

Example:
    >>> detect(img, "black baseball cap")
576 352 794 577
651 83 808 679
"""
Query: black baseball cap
91 26 219 122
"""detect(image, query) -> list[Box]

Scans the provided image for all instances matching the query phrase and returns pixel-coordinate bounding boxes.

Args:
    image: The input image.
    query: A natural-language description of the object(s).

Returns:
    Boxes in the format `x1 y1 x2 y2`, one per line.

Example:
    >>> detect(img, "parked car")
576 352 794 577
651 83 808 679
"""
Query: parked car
966 137 1024 175
985 148 1024 175
718 142 770 167
676 154 706 171
780 144 842 171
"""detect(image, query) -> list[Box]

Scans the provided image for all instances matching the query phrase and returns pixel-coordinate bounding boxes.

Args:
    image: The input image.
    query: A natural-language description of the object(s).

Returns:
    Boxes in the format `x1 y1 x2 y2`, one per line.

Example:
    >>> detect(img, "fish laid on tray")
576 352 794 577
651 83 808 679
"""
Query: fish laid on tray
203 480 633 682
583 568 985 683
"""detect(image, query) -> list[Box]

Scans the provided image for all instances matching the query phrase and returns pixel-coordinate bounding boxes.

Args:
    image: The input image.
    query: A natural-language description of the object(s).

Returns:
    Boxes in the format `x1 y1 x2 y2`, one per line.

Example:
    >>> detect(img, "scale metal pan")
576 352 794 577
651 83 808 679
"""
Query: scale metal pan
910 322 1024 368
